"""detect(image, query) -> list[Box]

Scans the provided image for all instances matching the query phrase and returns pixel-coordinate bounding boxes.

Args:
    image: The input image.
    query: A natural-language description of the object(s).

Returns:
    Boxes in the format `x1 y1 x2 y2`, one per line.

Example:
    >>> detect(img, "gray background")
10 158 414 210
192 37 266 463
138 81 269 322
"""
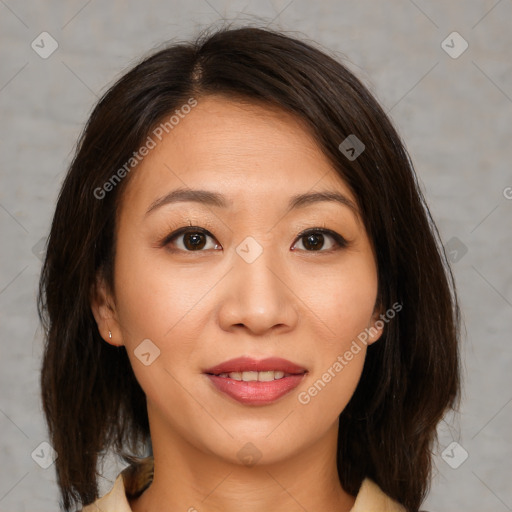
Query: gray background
1 1 511 511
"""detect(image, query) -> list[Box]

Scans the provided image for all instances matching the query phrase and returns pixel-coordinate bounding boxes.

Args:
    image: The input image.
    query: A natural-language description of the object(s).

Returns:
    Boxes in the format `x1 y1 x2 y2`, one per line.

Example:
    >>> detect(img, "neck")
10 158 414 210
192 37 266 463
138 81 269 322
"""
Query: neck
130 416 355 512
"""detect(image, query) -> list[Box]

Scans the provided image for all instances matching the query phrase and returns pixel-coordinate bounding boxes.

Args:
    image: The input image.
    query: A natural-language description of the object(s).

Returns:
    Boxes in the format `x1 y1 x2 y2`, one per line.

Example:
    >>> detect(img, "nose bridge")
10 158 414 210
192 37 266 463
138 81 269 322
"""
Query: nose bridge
219 234 296 333
234 234 285 299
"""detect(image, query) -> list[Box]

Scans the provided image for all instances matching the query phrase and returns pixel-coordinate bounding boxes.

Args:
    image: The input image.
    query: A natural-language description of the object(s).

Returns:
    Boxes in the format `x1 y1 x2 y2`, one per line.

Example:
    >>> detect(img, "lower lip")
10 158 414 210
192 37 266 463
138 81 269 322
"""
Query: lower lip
205 373 306 405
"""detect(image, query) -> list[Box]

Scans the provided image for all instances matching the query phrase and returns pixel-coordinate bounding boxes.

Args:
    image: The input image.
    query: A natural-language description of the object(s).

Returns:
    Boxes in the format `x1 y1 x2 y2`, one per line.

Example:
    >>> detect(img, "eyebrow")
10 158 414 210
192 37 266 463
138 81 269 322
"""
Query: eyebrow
145 187 358 217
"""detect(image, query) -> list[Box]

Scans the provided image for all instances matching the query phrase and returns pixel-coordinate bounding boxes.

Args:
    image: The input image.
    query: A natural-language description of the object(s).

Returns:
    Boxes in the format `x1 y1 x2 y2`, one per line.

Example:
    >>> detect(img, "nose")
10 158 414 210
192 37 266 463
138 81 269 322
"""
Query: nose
217 241 299 336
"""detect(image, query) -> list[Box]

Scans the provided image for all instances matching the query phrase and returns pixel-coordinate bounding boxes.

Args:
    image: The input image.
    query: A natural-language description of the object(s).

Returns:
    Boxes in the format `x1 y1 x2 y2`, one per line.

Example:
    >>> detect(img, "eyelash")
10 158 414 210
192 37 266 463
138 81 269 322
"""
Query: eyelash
159 226 348 253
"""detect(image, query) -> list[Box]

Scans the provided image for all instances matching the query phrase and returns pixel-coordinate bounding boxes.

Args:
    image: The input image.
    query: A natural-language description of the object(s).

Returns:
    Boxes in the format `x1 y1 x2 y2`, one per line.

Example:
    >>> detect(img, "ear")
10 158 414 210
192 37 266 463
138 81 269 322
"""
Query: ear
366 301 386 346
90 271 123 347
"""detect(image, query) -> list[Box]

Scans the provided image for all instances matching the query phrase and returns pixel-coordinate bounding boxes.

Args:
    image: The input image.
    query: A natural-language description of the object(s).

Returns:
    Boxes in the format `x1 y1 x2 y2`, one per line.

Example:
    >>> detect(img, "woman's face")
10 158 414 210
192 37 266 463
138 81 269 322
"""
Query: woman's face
93 95 383 465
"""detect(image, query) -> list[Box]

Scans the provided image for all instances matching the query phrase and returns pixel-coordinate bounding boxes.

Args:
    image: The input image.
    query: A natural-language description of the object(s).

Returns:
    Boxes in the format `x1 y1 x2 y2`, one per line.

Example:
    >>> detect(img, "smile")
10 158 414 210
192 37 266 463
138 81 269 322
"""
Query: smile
203 356 308 405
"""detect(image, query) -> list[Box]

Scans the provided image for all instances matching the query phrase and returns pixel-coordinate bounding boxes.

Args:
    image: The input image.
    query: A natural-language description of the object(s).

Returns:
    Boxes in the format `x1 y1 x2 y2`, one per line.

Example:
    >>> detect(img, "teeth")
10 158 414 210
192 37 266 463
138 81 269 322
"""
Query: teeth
257 371 283 382
217 370 286 381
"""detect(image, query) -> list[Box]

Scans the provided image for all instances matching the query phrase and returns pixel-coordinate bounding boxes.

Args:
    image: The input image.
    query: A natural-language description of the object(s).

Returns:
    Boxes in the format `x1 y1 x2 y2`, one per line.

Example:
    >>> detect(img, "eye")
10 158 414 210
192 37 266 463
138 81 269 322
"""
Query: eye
292 228 347 252
161 226 347 253
163 227 221 252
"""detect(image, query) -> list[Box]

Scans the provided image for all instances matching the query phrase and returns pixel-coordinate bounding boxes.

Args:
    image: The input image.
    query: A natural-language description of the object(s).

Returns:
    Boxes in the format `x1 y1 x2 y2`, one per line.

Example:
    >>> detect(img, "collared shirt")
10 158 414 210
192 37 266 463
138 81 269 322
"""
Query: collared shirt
81 456 406 512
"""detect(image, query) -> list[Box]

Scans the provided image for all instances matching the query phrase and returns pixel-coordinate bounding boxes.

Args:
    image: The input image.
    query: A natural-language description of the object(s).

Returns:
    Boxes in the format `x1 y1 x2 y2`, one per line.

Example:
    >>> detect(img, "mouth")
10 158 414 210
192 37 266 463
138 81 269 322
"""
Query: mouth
203 356 308 406
209 370 302 381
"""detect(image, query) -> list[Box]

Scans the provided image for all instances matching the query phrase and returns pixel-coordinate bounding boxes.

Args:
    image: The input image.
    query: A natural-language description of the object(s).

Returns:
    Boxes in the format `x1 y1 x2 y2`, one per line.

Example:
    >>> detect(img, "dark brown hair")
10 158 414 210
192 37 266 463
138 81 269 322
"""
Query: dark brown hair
37 23 461 512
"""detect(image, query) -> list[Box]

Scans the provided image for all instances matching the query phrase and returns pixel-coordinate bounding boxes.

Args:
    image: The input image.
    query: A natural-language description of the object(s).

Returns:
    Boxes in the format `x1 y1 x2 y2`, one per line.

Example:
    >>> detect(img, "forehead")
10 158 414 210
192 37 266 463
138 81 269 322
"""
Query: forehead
119 95 357 217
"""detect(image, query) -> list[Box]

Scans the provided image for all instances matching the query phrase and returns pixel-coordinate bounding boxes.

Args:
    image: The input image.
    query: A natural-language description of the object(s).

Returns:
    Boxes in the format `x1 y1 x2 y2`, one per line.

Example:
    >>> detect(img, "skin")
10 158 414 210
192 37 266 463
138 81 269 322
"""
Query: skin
91 95 384 512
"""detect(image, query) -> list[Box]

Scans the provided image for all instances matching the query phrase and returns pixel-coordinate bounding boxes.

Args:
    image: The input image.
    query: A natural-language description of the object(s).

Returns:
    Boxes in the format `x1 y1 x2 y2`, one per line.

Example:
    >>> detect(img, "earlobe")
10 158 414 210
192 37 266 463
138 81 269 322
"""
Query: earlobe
367 303 385 345
90 273 123 347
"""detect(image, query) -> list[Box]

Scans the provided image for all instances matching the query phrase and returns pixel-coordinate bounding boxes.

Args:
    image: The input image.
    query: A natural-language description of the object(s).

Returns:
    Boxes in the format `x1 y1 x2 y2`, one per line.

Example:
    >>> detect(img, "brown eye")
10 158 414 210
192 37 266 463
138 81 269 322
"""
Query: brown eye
292 228 347 252
163 227 221 252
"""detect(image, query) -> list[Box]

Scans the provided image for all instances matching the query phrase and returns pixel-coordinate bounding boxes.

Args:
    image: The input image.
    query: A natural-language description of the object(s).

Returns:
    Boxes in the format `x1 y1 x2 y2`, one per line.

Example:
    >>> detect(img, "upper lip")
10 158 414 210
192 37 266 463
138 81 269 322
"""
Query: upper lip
203 356 308 375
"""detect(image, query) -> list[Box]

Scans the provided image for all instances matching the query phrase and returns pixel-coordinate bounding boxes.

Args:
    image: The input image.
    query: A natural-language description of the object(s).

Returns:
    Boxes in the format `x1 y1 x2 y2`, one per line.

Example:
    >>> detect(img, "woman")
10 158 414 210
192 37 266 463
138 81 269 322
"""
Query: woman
37 24 461 512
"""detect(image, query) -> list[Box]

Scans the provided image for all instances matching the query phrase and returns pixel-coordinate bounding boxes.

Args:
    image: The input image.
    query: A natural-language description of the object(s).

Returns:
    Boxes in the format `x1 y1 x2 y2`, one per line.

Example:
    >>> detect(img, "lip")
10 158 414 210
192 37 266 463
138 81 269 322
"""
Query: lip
203 357 308 406
203 356 307 375
205 373 307 406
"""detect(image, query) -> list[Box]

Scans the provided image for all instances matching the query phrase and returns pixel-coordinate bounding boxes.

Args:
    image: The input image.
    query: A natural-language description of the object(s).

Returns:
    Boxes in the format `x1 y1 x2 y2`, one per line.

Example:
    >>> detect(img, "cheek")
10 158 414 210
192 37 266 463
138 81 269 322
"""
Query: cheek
304 251 378 345
113 239 205 343
112 244 207 415
296 280 373 422
296 351 366 429
112 241 217 396
297 254 377 415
